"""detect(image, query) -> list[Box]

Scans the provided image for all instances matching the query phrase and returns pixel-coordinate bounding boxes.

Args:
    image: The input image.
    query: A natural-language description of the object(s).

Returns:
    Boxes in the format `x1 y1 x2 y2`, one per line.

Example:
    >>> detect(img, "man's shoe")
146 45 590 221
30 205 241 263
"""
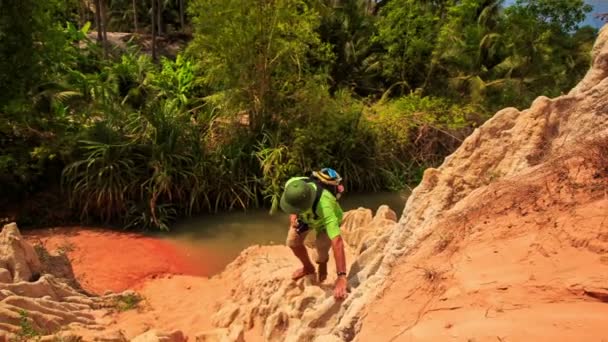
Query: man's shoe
292 267 315 280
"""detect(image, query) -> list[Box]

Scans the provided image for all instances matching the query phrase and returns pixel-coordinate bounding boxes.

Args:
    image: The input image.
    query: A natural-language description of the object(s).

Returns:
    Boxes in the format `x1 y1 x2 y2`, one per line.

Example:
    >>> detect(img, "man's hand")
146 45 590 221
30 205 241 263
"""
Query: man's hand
334 276 347 300
289 214 298 229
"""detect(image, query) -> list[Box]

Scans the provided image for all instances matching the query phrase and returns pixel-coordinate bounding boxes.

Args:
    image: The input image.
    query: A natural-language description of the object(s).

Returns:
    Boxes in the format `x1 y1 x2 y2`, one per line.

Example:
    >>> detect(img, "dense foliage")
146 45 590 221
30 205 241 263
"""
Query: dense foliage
0 0 599 229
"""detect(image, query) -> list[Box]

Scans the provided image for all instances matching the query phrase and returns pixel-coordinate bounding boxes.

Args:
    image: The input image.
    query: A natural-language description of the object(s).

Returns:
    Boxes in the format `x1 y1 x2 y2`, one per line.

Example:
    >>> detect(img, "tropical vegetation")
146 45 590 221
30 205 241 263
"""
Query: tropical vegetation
0 0 599 229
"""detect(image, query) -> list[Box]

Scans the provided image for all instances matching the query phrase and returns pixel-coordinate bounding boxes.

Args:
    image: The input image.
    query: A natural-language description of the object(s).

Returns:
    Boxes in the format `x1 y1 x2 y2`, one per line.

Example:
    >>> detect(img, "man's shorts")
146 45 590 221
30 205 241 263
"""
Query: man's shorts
286 227 331 263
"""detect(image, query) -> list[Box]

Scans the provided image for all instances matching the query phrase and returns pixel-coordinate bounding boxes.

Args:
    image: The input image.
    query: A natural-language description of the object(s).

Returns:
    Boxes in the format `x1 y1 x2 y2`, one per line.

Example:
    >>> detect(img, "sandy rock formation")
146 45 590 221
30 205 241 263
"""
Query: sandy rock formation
0 223 187 341
381 23 608 276
0 223 42 283
195 325 244 342
202 206 398 342
209 25 608 341
341 206 397 255
356 149 608 340
0 223 107 339
131 329 187 342
339 24 608 340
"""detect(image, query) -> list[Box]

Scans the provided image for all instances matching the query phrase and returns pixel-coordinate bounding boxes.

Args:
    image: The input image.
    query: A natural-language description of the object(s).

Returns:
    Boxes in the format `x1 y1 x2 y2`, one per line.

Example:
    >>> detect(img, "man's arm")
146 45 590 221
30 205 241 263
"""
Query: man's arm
318 200 348 299
331 236 347 275
331 235 347 299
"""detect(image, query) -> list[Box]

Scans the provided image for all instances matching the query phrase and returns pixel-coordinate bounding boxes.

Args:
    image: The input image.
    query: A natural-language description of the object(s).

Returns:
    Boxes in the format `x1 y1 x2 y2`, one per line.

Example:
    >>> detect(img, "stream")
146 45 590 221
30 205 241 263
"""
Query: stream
156 191 409 276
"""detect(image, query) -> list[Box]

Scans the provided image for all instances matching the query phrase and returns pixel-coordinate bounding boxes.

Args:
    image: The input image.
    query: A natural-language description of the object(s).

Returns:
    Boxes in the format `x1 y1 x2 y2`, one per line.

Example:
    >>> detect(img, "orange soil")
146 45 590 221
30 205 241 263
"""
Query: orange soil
24 228 215 294
111 275 222 338
110 259 279 340
24 227 290 339
358 161 608 341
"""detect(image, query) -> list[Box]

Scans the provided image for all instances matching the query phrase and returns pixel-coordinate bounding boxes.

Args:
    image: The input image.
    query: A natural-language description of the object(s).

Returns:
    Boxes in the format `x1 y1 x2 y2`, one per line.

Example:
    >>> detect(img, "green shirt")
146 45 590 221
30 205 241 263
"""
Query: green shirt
288 177 344 239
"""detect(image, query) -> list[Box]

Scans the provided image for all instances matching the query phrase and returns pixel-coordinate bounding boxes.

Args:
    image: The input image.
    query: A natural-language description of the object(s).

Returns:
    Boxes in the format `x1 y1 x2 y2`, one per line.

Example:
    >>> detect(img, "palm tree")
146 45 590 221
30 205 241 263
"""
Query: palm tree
320 0 382 96
101 0 108 57
179 0 185 31
151 0 157 60
157 0 163 36
429 0 511 102
94 0 103 42
133 0 138 33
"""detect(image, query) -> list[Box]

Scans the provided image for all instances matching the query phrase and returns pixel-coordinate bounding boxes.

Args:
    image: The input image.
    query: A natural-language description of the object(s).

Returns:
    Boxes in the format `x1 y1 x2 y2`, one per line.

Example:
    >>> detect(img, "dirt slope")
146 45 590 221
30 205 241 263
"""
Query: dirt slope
358 153 608 341
352 24 608 341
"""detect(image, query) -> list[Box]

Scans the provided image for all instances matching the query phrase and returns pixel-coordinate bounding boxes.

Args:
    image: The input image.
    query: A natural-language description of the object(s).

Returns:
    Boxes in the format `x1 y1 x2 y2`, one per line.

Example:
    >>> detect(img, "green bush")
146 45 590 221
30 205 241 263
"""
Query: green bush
366 94 485 184
253 90 487 212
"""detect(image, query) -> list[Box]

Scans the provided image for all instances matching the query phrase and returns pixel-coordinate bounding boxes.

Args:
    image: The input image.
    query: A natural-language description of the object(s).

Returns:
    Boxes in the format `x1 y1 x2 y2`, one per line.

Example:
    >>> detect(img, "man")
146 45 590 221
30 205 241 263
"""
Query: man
279 169 347 300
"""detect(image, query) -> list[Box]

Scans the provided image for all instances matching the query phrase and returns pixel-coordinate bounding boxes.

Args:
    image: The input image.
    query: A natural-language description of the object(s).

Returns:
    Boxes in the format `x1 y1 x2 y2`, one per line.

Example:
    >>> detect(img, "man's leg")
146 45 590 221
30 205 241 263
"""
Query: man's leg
315 230 331 282
286 226 315 280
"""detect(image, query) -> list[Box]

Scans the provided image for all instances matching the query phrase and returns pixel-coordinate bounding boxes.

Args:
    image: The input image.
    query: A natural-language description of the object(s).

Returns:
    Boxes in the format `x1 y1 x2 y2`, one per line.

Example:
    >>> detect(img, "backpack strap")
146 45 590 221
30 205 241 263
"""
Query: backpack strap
305 178 324 219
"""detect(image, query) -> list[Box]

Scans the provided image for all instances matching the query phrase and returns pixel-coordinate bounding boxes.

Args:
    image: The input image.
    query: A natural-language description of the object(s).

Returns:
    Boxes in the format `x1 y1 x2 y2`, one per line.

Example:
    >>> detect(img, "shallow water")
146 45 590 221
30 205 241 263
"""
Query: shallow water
158 191 409 276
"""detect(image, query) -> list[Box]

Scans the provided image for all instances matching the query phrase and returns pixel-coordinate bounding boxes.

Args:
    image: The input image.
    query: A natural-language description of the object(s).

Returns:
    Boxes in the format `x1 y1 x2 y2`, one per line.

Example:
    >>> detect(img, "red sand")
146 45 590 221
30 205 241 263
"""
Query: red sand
24 228 216 294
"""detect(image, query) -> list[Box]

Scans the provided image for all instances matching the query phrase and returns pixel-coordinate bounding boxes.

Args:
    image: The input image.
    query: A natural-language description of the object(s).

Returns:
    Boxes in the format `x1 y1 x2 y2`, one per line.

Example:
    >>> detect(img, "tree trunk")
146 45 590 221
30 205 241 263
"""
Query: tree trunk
151 0 157 61
157 0 163 36
101 0 108 57
179 0 185 31
86 0 91 23
133 0 138 33
78 0 85 27
94 0 103 42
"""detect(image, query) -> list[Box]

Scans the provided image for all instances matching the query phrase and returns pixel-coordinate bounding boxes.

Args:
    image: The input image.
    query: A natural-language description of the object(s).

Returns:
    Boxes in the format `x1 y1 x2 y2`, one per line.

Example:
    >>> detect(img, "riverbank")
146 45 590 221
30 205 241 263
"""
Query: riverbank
24 227 210 294
20 191 407 296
